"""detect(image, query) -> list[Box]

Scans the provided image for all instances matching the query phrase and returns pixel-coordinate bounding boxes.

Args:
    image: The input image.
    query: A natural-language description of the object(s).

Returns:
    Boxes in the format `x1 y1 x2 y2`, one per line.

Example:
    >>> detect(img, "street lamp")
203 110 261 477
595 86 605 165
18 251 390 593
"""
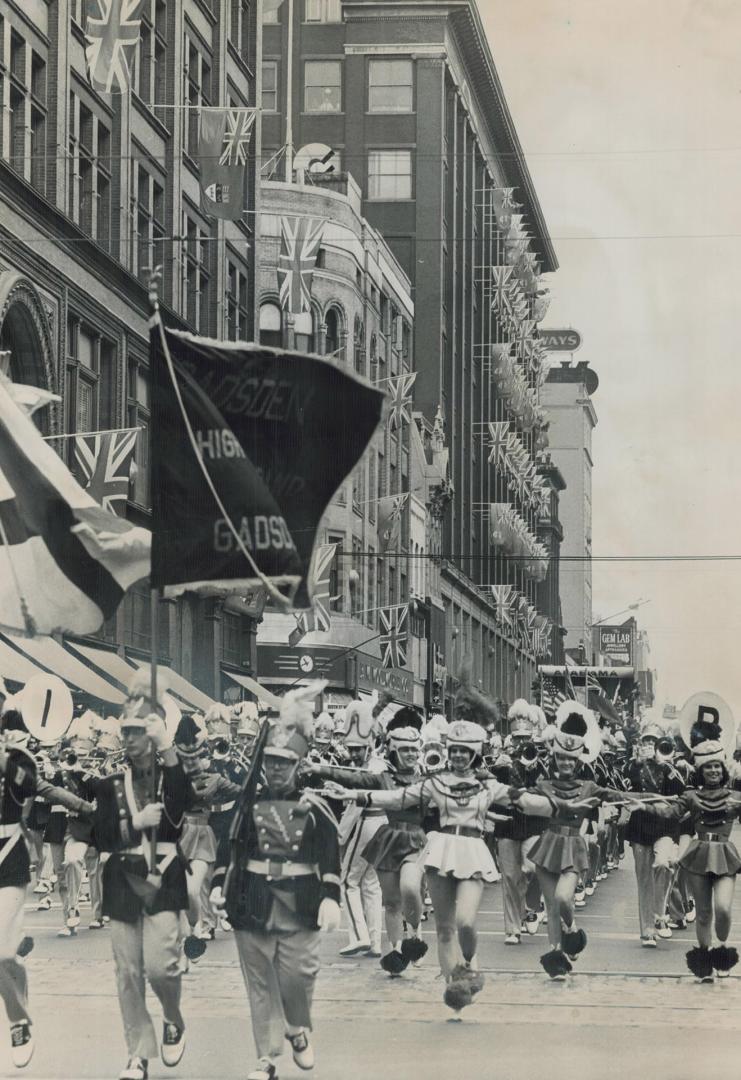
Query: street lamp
592 598 650 627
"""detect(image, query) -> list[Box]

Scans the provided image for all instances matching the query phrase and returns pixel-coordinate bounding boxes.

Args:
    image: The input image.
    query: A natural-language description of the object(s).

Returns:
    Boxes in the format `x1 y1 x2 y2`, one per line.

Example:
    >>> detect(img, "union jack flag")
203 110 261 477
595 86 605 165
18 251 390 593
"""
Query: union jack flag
84 0 145 94
490 584 515 629
278 216 325 314
379 604 409 669
219 109 256 167
303 542 337 633
487 421 510 467
73 428 138 515
377 493 408 553
386 373 417 431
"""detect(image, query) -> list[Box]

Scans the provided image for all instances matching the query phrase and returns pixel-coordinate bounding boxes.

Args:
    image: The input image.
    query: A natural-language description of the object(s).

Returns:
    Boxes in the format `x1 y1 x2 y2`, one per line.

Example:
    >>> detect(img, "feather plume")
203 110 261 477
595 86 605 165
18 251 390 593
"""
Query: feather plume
453 656 499 728
277 680 328 739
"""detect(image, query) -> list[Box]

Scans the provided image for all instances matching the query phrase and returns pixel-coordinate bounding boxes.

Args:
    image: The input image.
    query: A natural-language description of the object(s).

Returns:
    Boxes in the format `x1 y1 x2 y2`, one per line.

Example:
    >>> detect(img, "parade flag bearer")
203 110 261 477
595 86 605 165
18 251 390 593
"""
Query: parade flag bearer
210 682 341 1080
94 673 191 1080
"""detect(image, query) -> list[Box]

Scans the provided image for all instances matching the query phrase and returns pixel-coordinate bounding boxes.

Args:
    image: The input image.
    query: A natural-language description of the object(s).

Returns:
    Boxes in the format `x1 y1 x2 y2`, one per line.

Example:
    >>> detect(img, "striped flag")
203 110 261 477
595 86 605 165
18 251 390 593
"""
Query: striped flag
0 375 150 636
379 604 409 669
84 0 145 94
74 429 137 515
386 373 417 432
278 217 324 314
541 678 567 717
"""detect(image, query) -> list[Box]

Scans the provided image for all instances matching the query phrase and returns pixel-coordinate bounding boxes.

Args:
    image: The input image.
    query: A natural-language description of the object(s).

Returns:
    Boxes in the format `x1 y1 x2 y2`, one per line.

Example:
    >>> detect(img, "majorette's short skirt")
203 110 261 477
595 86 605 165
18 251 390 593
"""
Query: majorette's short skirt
362 820 427 872
529 830 590 875
179 820 217 863
680 839 741 878
420 831 499 882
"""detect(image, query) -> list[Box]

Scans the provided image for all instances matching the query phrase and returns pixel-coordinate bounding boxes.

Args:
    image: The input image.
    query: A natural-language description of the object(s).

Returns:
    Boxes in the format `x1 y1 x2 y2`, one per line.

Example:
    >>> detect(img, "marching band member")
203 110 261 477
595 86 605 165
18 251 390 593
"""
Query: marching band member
56 712 102 936
329 701 385 959
329 677 559 1012
643 714 741 982
310 706 429 976
210 682 341 1080
492 703 547 944
94 673 191 1080
204 706 246 937
624 719 686 947
173 713 242 962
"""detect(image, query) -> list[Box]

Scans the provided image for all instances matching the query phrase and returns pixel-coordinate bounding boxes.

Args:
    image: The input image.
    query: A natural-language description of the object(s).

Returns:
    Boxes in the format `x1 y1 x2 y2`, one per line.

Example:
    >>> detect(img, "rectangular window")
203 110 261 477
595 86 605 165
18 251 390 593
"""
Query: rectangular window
182 211 211 333
262 0 280 22
304 60 341 113
368 150 412 200
368 59 413 113
226 258 249 341
229 0 250 56
183 34 212 158
132 158 166 281
328 533 343 611
127 356 150 507
222 610 243 666
65 317 118 464
134 0 168 116
305 0 341 21
68 93 112 248
262 61 278 112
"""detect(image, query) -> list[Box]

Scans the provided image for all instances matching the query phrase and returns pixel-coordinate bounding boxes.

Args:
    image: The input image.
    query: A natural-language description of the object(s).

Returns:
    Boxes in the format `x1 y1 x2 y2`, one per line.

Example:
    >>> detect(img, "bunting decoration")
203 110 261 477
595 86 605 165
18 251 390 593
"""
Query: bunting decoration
379 604 409 669
490 584 515 630
386 373 417 432
277 216 325 314
198 108 256 220
73 429 138 515
84 0 145 94
488 504 550 580
377 493 408 553
0 373 150 636
487 421 511 467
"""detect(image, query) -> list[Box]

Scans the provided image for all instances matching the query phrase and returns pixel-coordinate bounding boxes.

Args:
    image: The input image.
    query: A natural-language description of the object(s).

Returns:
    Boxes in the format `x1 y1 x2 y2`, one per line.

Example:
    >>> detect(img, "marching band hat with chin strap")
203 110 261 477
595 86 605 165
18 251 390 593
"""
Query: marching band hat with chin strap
553 701 600 759
446 719 487 755
386 706 423 751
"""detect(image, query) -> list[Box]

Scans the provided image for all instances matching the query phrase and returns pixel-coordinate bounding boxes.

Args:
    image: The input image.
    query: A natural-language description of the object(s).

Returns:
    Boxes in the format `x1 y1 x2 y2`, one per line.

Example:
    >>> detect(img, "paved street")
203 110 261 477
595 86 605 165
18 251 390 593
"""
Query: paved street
5 848 741 1080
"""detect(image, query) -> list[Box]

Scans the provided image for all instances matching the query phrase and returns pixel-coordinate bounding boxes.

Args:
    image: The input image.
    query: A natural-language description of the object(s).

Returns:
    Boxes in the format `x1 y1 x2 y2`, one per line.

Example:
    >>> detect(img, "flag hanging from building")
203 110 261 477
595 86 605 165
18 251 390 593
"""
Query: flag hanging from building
0 374 150 636
291 542 337 637
84 0 145 94
198 108 256 220
386 373 417 432
379 604 409 669
487 421 510 467
149 323 384 608
490 584 515 630
377 493 408 554
73 429 138 515
277 217 325 314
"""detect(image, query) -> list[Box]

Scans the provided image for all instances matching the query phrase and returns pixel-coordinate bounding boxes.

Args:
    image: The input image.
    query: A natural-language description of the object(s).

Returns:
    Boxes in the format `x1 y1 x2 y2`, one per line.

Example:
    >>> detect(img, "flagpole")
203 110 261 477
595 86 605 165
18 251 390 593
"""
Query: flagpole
147 268 163 878
284 0 294 181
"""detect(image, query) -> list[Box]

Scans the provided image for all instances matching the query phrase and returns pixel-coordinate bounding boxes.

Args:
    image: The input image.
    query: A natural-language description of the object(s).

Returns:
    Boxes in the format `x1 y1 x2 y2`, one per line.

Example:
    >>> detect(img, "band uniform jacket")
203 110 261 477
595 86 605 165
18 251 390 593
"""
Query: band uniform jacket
624 759 686 845
93 761 191 922
0 748 37 887
213 786 341 933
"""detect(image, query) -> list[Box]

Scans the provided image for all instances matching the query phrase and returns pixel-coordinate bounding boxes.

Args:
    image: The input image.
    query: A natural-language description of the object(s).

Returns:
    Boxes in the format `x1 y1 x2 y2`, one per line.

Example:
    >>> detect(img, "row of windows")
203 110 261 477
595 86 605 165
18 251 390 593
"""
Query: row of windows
263 0 341 24
261 58 414 115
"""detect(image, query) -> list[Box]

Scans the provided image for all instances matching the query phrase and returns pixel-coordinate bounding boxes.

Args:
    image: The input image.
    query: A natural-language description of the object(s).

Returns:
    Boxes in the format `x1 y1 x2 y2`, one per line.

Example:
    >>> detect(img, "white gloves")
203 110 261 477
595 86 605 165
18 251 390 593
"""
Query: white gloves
146 716 173 752
317 898 341 933
131 803 163 831
210 886 226 911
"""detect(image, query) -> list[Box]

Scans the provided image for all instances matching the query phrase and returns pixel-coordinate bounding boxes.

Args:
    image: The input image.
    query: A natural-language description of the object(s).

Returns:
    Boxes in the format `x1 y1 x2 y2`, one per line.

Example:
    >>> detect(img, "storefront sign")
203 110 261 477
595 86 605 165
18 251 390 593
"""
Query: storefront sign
540 328 582 352
356 656 414 703
258 644 348 685
598 625 634 665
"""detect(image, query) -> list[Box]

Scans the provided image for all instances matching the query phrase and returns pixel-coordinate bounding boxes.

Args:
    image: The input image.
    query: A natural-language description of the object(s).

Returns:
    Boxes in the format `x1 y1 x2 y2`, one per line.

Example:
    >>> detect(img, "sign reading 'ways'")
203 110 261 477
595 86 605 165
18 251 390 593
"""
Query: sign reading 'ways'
540 328 582 352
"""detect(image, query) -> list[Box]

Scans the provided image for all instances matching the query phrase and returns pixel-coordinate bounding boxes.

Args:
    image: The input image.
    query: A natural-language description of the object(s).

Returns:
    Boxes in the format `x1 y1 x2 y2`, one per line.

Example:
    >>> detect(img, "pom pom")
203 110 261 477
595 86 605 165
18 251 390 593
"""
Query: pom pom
690 718 722 747
449 964 485 996
561 927 587 957
540 949 572 978
400 937 428 963
380 949 409 975
711 945 739 972
685 947 714 979
443 979 472 1012
561 712 588 738
386 707 423 734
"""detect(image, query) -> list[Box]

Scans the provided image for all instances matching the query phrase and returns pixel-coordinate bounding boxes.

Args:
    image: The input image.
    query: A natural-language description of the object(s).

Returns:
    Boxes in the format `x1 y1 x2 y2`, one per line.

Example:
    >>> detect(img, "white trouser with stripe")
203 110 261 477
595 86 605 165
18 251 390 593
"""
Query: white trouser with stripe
340 816 383 952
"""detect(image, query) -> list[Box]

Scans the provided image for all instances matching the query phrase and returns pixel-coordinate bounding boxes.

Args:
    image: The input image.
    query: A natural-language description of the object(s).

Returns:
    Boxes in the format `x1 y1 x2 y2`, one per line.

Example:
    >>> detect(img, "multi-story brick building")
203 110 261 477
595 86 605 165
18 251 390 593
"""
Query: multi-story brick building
0 0 260 706
260 0 561 707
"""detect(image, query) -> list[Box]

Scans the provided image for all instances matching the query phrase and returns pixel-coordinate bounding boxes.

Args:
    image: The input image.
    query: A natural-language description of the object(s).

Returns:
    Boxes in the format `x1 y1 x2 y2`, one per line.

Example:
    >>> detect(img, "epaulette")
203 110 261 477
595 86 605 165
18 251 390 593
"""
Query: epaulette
300 789 338 829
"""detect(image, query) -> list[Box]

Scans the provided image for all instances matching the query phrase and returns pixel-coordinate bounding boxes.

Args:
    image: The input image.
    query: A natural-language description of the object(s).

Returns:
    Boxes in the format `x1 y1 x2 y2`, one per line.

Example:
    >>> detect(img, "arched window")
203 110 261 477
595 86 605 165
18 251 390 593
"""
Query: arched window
259 301 282 348
353 317 365 375
325 306 342 357
294 308 315 353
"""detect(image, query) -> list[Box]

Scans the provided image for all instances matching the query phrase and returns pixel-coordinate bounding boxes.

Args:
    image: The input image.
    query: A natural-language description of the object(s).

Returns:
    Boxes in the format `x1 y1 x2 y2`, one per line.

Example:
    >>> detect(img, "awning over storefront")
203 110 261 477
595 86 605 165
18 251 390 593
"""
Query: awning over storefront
129 659 216 713
539 664 635 678
65 641 139 691
0 637 46 684
223 671 282 709
1 632 126 704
